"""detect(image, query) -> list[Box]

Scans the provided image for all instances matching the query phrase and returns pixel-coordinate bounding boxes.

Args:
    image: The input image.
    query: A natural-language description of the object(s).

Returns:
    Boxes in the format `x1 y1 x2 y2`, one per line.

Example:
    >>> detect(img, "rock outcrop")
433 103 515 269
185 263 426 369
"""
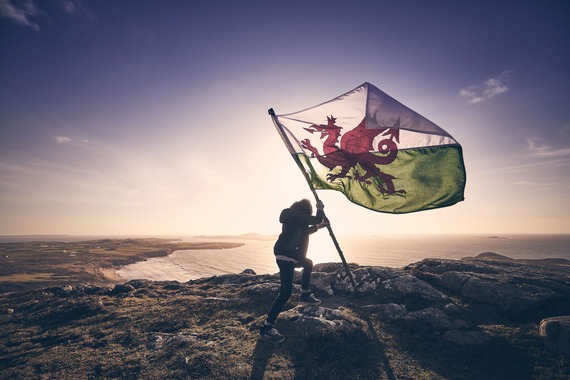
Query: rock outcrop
1 253 569 379
280 305 364 337
540 316 570 355
405 253 570 321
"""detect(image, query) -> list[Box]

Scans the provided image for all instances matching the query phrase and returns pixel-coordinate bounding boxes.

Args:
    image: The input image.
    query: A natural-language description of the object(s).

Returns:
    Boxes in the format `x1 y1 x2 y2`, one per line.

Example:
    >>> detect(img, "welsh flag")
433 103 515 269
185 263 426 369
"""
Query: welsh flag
269 82 466 213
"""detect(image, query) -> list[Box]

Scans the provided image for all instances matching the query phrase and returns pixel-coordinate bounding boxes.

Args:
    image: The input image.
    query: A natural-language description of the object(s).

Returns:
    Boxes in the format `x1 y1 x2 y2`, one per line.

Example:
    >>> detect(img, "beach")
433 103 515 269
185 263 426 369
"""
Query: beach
0 238 243 293
2 234 569 291
111 234 570 283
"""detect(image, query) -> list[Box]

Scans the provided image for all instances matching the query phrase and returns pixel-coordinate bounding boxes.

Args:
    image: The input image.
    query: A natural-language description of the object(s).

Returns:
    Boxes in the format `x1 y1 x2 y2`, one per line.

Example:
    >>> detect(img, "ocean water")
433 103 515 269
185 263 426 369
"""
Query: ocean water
116 234 570 282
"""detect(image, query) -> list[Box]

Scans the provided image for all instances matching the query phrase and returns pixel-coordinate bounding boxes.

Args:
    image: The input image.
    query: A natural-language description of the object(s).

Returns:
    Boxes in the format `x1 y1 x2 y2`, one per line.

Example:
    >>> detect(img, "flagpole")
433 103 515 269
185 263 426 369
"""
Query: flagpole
268 108 358 291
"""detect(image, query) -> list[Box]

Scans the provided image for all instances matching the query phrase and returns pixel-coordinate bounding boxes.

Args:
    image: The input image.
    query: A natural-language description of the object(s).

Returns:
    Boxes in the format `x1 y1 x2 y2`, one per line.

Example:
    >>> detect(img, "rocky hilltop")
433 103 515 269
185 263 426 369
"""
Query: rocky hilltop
1 253 569 379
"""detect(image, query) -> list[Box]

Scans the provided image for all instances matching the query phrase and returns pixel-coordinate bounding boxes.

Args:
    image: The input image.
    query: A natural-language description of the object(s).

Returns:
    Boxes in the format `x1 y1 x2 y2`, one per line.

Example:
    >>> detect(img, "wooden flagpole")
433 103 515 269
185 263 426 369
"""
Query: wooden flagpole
268 108 357 291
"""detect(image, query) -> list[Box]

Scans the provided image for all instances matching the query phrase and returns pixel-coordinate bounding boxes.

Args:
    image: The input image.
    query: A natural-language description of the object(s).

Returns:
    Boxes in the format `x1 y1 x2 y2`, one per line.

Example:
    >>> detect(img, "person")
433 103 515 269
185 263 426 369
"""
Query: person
260 198 329 344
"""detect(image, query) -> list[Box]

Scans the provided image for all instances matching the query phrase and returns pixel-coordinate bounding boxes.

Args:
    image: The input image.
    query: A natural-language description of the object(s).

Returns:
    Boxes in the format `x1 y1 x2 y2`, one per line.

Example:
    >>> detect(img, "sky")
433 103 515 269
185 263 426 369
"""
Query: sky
1 0 569 237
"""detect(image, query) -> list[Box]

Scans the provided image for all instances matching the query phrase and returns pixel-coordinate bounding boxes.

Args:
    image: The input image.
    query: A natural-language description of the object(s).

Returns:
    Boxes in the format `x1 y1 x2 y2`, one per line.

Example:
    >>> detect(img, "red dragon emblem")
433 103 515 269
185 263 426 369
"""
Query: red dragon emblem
301 115 405 195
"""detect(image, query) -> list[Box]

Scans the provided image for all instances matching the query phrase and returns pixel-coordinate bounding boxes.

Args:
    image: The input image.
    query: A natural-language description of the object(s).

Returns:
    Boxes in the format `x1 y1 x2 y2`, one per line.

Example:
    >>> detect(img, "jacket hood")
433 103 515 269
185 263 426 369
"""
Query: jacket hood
279 208 294 223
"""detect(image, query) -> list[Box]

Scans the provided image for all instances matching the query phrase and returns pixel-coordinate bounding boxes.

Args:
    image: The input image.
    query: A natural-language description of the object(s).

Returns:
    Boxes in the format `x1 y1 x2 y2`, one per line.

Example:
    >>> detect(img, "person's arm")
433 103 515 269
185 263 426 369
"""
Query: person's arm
310 208 325 225
311 200 325 224
293 201 325 225
309 218 329 234
316 219 330 230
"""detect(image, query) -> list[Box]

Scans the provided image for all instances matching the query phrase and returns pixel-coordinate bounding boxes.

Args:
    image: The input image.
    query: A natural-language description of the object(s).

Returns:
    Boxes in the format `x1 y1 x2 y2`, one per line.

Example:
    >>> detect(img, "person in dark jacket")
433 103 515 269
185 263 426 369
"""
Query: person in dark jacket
260 198 328 344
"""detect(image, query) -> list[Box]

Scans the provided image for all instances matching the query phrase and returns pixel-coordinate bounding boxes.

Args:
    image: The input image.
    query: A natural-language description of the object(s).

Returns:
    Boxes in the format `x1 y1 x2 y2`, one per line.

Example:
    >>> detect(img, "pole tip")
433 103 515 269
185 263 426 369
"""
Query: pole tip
268 108 275 116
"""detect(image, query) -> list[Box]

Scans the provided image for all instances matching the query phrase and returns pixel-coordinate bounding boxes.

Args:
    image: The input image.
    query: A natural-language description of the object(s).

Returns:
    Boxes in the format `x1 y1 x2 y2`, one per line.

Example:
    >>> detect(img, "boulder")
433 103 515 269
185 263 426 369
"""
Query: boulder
402 308 469 331
540 315 570 355
406 258 499 276
360 303 407 319
460 276 560 314
111 283 135 294
279 305 364 337
310 271 335 296
75 284 110 295
240 283 280 303
380 274 448 307
320 266 448 309
162 281 182 290
313 262 348 273
408 257 570 319
196 273 275 285
438 271 471 293
443 302 462 316
125 279 152 289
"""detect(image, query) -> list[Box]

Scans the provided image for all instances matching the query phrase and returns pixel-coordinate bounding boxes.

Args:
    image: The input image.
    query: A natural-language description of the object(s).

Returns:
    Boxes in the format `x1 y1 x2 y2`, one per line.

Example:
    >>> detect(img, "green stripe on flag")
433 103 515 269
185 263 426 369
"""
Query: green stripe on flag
296 144 466 213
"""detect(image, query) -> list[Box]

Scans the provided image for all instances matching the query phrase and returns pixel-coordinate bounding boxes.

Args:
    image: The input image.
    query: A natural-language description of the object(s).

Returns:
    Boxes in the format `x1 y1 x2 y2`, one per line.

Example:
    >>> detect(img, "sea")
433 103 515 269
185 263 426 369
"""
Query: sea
2 234 568 282
114 234 569 282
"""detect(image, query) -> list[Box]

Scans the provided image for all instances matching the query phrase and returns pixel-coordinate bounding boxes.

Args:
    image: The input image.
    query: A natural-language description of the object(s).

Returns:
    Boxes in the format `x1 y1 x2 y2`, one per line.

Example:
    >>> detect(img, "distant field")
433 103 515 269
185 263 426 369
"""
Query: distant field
0 238 243 293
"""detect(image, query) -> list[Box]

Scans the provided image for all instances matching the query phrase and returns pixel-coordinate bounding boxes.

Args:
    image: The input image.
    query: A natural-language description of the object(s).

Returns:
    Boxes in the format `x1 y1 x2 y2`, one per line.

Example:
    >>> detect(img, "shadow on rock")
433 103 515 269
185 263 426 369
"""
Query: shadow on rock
249 304 395 379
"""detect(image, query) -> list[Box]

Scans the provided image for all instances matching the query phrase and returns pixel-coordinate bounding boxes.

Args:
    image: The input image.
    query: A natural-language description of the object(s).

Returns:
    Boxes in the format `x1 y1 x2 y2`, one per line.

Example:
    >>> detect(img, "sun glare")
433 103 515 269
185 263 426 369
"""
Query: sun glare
308 233 341 265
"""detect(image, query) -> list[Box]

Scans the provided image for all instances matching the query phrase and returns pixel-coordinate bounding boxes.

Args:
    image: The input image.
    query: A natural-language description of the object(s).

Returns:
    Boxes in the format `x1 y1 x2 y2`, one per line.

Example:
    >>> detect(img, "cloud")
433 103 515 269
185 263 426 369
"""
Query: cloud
57 0 96 21
53 136 89 144
54 136 72 144
0 0 96 30
488 157 568 174
459 71 512 104
0 0 42 30
527 137 570 158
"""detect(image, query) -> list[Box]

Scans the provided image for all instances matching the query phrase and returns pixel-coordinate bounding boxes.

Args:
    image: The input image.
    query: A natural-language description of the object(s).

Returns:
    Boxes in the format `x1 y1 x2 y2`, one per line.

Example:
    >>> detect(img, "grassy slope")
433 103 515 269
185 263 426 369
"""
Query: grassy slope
1 277 568 379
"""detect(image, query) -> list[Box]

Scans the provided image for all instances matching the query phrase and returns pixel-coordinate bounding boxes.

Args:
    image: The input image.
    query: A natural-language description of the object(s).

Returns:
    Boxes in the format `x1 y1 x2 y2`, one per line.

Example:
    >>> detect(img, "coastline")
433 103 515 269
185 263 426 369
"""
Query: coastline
108 234 570 283
95 241 247 284
97 267 127 284
3 234 569 291
0 238 244 293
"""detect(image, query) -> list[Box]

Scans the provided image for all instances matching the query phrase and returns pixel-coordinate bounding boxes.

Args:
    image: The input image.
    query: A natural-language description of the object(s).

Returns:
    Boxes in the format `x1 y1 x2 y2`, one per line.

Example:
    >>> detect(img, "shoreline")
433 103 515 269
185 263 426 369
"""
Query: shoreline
94 242 249 284
97 266 128 284
2 235 569 292
0 238 244 293
95 243 247 284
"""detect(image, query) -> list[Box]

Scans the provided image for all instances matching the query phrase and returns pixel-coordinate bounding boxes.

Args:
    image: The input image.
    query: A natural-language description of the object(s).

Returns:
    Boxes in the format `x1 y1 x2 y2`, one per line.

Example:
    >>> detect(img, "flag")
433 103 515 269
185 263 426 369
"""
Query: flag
270 82 466 213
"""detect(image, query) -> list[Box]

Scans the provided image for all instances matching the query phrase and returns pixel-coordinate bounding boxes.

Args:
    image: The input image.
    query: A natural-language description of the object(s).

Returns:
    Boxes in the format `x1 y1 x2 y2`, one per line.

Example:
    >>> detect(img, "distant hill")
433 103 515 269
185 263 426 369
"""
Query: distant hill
194 233 277 241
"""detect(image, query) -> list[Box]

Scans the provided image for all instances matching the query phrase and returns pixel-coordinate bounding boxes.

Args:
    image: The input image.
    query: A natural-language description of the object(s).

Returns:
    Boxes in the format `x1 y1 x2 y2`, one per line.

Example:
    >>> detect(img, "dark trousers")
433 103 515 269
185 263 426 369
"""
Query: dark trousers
266 258 313 325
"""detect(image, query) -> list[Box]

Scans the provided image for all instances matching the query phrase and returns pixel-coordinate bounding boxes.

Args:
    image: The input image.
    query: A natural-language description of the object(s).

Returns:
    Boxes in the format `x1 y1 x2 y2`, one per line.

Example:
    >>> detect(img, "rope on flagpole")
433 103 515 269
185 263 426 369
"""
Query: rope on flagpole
268 108 358 291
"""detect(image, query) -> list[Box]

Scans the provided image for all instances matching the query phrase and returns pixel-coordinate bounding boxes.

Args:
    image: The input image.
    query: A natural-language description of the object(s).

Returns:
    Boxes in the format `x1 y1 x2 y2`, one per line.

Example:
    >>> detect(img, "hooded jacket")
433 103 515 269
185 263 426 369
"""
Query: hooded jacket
273 207 324 262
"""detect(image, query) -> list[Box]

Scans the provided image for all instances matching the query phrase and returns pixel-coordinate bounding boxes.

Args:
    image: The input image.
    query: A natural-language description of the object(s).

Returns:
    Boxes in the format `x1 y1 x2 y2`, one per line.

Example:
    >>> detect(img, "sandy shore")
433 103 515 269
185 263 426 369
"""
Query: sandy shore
0 238 244 293
97 241 253 284
99 267 126 284
112 240 281 283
